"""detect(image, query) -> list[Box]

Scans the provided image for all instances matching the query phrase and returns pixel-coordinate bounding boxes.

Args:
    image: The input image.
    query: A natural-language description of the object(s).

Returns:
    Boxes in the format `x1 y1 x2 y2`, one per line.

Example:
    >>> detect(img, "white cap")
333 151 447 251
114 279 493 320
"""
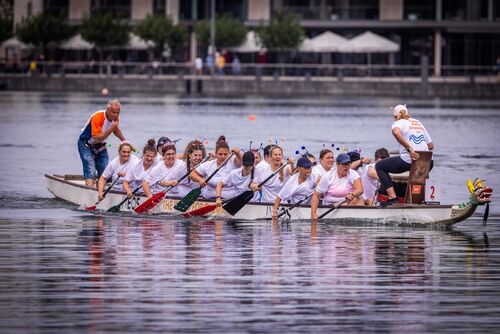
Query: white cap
393 104 407 116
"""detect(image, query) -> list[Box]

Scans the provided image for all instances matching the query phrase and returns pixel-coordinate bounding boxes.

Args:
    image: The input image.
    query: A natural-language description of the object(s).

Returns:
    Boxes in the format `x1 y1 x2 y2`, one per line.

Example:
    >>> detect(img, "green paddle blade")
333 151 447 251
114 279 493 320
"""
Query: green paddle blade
174 187 201 212
222 190 254 216
107 203 122 213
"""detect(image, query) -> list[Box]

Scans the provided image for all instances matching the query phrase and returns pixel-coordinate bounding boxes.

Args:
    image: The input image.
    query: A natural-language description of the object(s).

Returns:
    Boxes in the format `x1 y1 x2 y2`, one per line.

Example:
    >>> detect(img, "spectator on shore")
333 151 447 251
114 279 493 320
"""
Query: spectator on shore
216 52 225 75
195 57 203 75
232 55 241 75
205 54 214 73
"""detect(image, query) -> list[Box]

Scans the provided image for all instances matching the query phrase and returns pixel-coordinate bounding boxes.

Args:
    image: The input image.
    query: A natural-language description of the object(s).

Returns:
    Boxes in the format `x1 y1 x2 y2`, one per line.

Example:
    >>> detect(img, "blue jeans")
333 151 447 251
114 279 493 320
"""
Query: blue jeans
77 139 109 180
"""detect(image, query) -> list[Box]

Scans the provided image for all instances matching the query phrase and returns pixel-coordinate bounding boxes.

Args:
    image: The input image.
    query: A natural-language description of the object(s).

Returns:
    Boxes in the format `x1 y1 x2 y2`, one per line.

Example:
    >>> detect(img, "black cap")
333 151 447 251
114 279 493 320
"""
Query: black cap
242 151 255 166
348 151 361 163
157 136 171 149
263 144 273 157
297 156 313 168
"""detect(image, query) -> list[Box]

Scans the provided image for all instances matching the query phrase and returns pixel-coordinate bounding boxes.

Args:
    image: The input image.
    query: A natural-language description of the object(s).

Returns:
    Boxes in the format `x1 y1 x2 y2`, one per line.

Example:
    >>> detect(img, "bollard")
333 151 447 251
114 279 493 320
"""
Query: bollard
420 55 429 97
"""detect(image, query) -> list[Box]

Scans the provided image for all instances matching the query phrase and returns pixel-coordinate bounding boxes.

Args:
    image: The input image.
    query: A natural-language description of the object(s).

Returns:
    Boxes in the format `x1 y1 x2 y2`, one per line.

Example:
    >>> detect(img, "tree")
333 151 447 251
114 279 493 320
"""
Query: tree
80 13 129 52
195 14 246 50
134 15 173 58
257 12 304 51
15 14 73 53
167 24 188 61
0 17 12 43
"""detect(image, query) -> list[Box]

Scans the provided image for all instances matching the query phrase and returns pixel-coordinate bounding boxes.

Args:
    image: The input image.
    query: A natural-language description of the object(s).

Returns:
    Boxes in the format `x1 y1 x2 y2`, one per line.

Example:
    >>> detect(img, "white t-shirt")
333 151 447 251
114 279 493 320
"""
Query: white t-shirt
154 153 163 165
361 163 378 201
277 173 316 204
124 159 154 190
316 169 360 204
101 155 140 191
311 164 332 182
253 163 290 203
392 117 432 163
220 167 254 199
195 156 238 198
144 159 186 195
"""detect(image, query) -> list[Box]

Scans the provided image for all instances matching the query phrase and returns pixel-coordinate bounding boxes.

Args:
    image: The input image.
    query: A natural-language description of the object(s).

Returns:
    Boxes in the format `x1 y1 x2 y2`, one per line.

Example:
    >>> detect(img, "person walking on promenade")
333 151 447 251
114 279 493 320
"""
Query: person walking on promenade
78 99 134 187
375 105 434 206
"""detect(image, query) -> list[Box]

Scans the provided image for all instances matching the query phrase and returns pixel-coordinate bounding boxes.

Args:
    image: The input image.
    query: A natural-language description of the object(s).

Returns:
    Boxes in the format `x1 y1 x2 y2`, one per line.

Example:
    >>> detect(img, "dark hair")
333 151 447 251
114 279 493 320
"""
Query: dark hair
215 141 229 152
375 148 390 160
184 140 207 175
263 144 273 157
306 152 315 160
216 135 226 145
319 149 333 159
143 139 157 155
161 143 177 155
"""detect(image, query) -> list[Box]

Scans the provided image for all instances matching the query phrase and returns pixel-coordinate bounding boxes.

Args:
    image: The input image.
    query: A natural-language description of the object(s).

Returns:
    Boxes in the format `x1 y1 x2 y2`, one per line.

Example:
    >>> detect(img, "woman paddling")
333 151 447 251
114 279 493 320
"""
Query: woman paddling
361 148 389 206
176 140 207 197
272 156 317 219
251 146 291 203
97 141 139 201
311 149 335 182
375 104 434 206
154 136 171 164
122 139 157 198
142 142 186 199
215 151 256 204
189 141 241 199
311 153 364 219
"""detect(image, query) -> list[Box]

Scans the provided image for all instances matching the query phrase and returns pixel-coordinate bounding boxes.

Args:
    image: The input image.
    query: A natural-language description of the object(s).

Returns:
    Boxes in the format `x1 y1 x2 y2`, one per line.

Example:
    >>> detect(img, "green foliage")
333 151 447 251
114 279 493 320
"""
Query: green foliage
168 24 188 54
0 17 12 43
15 14 72 49
257 12 304 51
134 15 173 50
195 14 246 49
80 13 129 49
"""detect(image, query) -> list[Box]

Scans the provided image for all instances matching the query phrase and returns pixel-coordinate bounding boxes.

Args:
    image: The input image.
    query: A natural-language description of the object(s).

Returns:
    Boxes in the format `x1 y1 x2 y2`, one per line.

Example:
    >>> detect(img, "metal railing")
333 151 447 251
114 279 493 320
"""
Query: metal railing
0 61 497 82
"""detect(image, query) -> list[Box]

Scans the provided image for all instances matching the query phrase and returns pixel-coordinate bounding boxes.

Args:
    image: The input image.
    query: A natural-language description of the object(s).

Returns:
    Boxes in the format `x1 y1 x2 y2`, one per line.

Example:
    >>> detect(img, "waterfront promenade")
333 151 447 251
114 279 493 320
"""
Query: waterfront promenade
1 62 498 98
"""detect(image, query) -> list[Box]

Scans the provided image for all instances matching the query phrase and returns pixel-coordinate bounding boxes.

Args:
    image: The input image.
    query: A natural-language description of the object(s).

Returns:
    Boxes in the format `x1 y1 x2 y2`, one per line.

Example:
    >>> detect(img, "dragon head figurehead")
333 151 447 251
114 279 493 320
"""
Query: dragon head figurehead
468 178 493 205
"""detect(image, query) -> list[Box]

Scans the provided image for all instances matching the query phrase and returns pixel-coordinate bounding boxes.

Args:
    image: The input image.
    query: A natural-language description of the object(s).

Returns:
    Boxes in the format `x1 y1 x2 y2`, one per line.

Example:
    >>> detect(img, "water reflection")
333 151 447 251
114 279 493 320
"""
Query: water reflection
0 216 498 333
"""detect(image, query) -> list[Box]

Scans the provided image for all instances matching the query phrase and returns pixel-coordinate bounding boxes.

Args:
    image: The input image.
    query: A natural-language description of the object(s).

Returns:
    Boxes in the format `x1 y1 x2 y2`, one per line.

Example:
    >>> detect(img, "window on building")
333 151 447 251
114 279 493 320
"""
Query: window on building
153 0 166 16
91 0 131 19
180 0 246 21
44 0 69 17
442 0 466 21
330 0 379 20
404 0 435 20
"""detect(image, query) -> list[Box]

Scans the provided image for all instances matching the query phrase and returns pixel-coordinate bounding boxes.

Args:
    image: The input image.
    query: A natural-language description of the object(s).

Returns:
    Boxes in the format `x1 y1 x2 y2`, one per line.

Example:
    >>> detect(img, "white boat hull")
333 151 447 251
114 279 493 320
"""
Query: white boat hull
45 174 479 227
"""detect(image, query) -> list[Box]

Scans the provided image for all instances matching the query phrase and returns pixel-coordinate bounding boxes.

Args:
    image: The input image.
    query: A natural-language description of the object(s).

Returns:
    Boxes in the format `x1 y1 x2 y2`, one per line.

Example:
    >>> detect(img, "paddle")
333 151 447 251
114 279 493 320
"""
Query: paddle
134 156 210 214
318 199 347 219
223 163 289 216
85 176 121 211
276 193 313 219
106 185 143 213
174 152 236 212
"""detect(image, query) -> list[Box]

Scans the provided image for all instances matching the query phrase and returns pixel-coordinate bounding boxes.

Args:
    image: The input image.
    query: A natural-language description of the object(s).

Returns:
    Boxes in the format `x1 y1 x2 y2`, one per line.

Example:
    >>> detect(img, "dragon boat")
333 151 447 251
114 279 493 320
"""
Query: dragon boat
45 174 492 227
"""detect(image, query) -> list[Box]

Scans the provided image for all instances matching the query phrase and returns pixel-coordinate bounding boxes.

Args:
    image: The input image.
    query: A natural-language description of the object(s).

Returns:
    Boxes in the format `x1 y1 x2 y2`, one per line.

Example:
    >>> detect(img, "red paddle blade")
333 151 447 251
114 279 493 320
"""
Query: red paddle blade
183 204 217 218
85 205 97 211
134 192 166 214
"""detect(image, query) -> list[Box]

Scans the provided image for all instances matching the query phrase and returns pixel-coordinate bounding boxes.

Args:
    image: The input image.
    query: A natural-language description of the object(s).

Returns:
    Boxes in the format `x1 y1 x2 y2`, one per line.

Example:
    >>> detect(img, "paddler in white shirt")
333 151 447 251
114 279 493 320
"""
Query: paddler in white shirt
215 151 256 204
97 141 139 201
189 141 242 199
143 142 186 198
122 139 157 198
311 148 335 182
272 156 317 219
311 153 364 220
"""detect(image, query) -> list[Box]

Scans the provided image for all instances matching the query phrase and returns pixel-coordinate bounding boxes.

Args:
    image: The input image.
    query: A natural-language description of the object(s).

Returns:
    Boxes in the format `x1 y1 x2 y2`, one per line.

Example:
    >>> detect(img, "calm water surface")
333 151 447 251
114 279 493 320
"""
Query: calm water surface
0 92 499 333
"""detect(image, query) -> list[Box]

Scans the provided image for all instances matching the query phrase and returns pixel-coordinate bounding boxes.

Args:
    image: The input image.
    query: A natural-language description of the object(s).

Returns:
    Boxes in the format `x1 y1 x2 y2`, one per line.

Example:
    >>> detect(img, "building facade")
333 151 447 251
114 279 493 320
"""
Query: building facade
10 0 500 73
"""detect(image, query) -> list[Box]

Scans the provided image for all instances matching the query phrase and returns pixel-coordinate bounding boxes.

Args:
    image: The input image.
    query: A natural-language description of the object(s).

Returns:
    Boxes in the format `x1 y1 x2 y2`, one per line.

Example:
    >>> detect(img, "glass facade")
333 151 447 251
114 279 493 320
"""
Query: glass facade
44 0 69 17
404 0 435 20
153 0 166 16
90 0 131 19
180 0 247 21
273 0 379 21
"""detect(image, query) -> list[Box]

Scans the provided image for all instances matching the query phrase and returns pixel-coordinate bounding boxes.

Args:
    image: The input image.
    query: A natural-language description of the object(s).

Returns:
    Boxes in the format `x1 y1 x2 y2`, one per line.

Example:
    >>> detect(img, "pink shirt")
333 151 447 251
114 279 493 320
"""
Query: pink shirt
316 169 360 204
